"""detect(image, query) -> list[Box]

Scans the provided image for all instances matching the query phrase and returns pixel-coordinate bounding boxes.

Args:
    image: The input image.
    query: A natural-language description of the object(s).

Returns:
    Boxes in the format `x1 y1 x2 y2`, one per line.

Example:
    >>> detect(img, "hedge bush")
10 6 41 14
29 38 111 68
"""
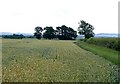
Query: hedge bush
86 37 120 51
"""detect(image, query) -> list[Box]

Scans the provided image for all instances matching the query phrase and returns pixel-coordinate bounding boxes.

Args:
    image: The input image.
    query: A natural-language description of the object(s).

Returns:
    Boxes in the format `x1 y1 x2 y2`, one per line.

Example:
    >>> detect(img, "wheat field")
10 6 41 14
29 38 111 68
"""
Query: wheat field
2 39 118 82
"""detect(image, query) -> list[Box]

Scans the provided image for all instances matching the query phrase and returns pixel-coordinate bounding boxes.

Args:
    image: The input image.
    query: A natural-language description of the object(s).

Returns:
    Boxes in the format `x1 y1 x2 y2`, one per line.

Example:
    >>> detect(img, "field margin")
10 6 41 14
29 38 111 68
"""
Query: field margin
75 40 119 65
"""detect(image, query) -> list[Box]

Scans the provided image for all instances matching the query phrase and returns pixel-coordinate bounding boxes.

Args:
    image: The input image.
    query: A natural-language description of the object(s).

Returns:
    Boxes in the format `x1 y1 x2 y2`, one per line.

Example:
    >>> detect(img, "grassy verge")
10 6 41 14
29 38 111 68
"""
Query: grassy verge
75 40 119 65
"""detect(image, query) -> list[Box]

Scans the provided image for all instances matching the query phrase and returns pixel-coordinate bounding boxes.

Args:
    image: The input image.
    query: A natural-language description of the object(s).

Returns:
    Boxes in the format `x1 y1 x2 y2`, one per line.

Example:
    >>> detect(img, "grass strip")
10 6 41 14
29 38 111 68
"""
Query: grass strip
75 40 119 65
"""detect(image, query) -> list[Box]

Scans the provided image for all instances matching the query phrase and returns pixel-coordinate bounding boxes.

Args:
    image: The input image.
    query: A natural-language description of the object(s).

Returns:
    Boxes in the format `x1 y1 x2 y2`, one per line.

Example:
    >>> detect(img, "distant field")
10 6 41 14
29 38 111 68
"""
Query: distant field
2 39 118 82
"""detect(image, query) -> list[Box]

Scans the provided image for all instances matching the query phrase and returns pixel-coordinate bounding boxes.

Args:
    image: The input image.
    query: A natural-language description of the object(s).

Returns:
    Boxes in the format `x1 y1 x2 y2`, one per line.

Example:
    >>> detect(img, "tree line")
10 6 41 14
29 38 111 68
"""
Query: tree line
2 20 95 40
2 34 34 39
34 20 95 40
34 25 77 40
2 34 25 39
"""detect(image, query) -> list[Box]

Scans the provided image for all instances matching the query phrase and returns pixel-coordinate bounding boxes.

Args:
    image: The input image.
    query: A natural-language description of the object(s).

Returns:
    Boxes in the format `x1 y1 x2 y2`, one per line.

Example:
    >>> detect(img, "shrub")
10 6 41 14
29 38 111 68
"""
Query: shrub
86 37 120 51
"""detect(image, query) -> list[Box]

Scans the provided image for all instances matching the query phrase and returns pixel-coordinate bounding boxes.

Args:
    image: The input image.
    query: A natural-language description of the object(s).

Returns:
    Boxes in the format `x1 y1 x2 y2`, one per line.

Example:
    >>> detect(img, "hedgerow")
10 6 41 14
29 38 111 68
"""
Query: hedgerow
86 38 120 51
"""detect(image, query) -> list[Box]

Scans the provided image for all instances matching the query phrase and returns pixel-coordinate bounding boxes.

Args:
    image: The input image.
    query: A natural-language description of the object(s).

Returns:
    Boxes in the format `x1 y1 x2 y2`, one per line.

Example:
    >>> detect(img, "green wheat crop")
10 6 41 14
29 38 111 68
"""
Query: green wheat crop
2 39 118 82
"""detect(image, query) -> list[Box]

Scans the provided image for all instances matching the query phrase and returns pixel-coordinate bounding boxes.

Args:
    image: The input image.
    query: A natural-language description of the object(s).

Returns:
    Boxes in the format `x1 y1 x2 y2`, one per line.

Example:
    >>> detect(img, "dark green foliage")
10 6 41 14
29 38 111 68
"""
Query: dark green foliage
43 26 57 39
2 34 25 39
26 36 34 38
34 26 43 39
34 32 42 39
86 38 120 51
56 25 77 40
35 25 77 40
78 20 94 39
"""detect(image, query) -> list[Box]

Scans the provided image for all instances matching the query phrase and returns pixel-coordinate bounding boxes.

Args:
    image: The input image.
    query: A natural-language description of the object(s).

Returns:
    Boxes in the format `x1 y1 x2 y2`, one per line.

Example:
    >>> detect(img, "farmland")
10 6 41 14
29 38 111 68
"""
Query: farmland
2 39 118 82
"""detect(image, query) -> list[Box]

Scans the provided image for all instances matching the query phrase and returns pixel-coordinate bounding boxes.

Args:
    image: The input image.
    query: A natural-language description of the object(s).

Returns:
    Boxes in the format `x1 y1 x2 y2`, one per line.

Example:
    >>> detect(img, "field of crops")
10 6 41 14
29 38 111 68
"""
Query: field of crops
86 38 120 51
2 39 118 82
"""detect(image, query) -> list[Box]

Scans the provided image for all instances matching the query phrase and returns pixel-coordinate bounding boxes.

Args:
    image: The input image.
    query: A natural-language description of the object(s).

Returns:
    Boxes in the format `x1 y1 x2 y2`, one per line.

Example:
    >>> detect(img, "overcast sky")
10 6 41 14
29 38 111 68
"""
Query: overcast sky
0 0 118 34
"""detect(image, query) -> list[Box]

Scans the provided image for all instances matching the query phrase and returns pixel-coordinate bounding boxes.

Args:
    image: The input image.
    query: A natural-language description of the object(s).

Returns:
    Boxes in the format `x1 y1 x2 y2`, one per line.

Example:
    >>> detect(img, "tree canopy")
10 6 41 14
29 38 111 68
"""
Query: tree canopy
56 25 77 40
2 34 25 39
34 25 77 40
43 26 56 39
78 20 94 39
34 26 43 39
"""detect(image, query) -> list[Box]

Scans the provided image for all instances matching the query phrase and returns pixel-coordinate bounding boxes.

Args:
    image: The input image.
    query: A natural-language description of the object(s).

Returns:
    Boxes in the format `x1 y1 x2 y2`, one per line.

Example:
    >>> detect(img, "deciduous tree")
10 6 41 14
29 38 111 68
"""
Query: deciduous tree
43 26 56 39
78 20 94 39
34 26 43 39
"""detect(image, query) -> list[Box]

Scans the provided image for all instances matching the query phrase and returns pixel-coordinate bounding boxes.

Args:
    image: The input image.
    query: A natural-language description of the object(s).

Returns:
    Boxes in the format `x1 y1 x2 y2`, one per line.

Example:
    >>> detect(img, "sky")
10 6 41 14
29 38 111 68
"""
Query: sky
0 0 119 34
